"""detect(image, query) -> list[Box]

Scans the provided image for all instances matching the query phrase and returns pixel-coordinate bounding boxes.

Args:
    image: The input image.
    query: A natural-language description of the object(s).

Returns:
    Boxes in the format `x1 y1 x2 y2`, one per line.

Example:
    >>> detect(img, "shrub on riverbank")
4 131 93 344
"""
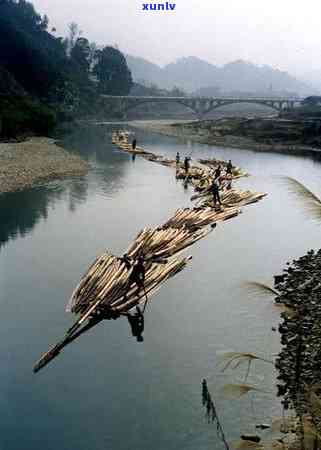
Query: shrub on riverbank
0 96 57 139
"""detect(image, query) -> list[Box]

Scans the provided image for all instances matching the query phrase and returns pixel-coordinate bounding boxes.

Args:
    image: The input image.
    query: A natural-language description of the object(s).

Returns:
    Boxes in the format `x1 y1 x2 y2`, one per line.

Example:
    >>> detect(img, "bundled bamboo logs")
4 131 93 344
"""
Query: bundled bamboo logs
198 158 247 179
67 251 193 315
112 134 248 193
175 166 206 180
67 225 213 315
34 252 192 372
162 207 240 229
192 188 267 209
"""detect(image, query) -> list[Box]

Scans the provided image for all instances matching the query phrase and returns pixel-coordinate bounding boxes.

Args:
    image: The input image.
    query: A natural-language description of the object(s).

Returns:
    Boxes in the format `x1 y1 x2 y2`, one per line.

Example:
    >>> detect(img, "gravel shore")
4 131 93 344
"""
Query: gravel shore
130 119 321 155
0 137 89 194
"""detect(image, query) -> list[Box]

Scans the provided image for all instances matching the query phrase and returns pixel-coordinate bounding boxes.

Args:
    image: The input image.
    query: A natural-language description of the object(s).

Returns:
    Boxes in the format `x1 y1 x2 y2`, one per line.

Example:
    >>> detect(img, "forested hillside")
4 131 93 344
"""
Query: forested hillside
0 0 133 137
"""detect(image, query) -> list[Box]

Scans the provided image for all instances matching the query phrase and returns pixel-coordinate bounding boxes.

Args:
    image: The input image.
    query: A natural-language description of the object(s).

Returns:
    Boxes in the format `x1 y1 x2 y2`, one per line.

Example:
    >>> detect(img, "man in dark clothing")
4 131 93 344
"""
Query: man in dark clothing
127 306 144 342
211 180 221 207
126 255 146 295
214 165 221 181
120 253 132 270
184 157 190 174
226 160 233 175
132 138 137 150
176 152 180 165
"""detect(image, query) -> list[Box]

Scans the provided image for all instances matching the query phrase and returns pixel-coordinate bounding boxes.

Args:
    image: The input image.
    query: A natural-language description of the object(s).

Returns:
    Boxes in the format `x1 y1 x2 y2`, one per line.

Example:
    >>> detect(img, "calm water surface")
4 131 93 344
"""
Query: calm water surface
1 123 321 450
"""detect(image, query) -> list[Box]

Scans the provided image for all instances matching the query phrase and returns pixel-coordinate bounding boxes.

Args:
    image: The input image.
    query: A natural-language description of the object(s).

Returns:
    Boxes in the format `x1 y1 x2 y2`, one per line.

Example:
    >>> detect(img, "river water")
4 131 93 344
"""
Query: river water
1 123 321 450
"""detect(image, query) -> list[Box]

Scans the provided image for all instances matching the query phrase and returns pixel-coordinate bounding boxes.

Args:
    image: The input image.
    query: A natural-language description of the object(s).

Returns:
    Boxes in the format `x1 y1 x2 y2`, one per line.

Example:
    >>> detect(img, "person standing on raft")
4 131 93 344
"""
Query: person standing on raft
210 179 222 208
132 138 137 150
176 152 180 165
184 156 190 174
124 255 146 298
214 165 221 182
226 160 233 175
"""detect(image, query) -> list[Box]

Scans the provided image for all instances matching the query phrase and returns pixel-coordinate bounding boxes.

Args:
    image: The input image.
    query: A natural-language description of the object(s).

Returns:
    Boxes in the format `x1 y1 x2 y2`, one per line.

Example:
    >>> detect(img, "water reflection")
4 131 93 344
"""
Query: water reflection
60 124 134 197
0 124 137 249
0 185 64 249
67 178 89 212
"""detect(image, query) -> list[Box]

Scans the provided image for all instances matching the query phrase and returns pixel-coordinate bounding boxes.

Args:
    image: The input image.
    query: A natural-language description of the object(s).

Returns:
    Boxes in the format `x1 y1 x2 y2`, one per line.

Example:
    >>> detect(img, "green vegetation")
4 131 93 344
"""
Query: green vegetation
0 0 133 137
0 96 56 138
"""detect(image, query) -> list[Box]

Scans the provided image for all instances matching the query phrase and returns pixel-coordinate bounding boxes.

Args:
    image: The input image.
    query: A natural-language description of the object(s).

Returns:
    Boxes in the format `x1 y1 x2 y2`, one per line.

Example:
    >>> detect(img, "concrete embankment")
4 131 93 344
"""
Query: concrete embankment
0 137 89 194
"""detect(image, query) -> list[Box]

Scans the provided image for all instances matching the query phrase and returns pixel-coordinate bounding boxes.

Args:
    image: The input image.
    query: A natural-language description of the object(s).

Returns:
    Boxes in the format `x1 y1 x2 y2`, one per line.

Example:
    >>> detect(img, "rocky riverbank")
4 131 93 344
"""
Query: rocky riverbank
274 249 321 445
0 137 89 194
130 118 321 156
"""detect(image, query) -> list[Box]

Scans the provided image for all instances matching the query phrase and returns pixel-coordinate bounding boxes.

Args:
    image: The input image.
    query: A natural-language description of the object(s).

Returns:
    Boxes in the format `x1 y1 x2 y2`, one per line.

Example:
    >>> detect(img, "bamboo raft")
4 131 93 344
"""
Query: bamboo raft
111 133 247 187
198 158 247 179
162 206 240 229
34 249 193 373
68 225 215 317
33 220 217 373
191 188 267 208
32 134 267 374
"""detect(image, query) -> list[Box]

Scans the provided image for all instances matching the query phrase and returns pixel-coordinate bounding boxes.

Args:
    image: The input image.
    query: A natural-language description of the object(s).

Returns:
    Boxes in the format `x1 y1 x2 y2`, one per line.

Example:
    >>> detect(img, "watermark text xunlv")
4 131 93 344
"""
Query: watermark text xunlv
142 2 176 10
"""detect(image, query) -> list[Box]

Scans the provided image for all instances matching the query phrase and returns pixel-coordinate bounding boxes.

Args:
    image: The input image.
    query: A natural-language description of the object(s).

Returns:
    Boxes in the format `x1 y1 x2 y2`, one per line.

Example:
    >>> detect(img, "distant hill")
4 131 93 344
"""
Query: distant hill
126 55 315 96
125 55 163 87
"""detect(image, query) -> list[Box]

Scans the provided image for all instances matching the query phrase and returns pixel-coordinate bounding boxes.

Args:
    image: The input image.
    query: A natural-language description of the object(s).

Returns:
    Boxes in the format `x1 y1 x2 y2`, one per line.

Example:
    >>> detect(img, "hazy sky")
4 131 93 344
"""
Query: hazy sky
33 0 320 77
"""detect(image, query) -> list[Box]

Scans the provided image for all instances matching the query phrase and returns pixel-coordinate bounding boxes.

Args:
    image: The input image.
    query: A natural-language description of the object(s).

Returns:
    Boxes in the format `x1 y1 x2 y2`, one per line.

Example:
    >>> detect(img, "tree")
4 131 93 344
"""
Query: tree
65 22 82 56
88 42 98 71
0 0 68 98
70 37 91 75
93 46 132 95
40 14 49 31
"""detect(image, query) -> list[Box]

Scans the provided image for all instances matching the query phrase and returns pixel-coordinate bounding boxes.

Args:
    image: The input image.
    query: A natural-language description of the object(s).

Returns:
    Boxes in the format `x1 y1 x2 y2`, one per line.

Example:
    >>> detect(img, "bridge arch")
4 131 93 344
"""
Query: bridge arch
121 98 201 119
202 100 281 117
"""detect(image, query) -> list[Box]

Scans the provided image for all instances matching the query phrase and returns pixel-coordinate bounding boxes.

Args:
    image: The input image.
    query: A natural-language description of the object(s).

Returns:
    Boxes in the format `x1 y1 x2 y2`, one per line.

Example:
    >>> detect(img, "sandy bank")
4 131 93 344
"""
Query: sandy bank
130 119 321 156
0 137 89 194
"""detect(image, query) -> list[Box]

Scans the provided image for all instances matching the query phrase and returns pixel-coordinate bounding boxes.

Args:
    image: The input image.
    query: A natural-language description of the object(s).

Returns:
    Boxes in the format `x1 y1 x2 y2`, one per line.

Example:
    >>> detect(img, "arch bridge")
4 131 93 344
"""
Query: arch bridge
100 95 302 119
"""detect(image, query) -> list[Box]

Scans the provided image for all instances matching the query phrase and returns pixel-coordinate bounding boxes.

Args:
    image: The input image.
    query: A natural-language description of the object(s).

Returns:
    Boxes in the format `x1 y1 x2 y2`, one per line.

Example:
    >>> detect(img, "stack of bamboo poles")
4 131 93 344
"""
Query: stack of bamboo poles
112 135 248 190
68 226 212 315
34 251 192 373
162 207 240 229
112 134 186 169
198 158 247 179
175 166 206 180
68 251 192 316
68 202 249 319
192 187 267 208
33 224 215 372
112 131 131 144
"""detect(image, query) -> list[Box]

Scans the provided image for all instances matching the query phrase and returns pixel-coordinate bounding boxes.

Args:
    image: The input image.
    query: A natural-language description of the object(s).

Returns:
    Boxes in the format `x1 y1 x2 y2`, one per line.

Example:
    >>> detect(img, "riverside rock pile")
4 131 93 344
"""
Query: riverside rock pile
0 138 89 194
274 249 321 426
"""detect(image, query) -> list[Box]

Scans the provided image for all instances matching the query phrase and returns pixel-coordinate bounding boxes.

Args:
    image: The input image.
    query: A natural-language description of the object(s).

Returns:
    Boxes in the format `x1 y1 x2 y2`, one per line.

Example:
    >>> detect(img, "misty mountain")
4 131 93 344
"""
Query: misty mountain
125 54 163 87
126 55 314 96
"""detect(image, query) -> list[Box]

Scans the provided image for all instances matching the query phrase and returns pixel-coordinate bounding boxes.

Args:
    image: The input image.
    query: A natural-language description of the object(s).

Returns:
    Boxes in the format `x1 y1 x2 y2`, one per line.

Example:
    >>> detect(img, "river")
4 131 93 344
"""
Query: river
1 122 321 450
